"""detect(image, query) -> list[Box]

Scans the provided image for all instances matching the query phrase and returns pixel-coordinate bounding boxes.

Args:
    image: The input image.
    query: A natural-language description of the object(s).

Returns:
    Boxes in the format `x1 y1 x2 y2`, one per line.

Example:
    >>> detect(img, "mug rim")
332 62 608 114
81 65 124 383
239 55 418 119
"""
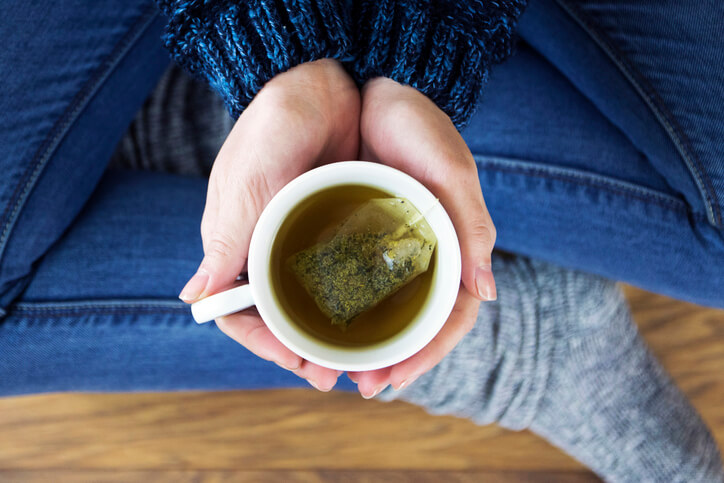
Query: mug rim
247 161 461 371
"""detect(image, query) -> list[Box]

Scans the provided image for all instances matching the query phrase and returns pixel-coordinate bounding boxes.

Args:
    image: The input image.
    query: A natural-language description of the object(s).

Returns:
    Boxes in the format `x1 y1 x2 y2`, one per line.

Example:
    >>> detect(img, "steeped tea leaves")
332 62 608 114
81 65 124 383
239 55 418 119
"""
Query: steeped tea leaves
288 198 436 328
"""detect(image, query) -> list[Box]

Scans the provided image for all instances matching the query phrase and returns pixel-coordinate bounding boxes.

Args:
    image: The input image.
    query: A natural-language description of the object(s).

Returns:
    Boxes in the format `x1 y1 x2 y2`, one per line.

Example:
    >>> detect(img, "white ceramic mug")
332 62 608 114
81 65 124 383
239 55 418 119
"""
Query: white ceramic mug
191 161 461 371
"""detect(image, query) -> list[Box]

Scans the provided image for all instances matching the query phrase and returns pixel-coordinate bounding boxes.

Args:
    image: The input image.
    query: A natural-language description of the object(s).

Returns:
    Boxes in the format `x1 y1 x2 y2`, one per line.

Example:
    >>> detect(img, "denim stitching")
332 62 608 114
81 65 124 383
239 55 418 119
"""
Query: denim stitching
555 0 721 227
9 299 189 313
473 155 703 220
7 299 189 318
0 6 160 267
475 155 688 214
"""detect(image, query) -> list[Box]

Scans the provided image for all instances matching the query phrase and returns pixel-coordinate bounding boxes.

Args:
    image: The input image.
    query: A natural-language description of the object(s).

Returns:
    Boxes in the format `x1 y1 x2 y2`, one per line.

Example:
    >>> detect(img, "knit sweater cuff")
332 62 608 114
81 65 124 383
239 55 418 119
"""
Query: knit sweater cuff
159 0 352 118
350 0 526 129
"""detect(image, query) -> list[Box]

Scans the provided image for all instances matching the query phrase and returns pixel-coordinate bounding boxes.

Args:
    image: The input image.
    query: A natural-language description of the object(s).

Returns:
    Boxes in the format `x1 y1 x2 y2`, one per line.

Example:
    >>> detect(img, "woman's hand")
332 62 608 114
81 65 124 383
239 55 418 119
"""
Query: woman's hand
348 77 497 398
179 59 360 391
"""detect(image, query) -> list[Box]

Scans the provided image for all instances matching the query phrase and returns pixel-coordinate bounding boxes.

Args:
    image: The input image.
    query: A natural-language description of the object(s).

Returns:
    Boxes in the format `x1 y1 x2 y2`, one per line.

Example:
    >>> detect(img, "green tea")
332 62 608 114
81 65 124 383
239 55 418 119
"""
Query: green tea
270 185 436 347
287 198 437 328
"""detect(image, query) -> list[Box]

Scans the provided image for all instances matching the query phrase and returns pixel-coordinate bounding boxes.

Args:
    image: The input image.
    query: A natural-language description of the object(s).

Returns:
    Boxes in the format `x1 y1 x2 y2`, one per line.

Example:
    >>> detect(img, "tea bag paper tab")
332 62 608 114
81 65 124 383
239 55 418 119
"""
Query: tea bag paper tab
288 198 437 328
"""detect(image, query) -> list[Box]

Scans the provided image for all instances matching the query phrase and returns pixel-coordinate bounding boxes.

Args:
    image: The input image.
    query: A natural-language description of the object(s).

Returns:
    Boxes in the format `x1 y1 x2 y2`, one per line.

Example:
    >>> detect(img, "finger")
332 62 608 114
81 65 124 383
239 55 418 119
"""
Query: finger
202 163 274 295
364 142 497 302
293 360 342 392
347 367 392 399
387 289 480 390
435 162 497 302
179 167 256 303
393 122 496 302
215 310 303 371
359 80 497 302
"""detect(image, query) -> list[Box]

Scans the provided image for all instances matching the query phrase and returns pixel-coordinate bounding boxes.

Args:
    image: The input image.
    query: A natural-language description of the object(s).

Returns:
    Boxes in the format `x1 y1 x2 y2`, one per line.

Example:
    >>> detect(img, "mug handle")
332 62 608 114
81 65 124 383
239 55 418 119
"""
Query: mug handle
191 285 255 324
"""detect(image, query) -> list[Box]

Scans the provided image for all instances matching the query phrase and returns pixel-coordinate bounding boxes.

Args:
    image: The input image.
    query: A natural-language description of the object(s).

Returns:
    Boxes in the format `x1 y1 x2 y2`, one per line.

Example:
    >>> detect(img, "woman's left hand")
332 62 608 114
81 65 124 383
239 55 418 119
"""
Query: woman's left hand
348 77 497 398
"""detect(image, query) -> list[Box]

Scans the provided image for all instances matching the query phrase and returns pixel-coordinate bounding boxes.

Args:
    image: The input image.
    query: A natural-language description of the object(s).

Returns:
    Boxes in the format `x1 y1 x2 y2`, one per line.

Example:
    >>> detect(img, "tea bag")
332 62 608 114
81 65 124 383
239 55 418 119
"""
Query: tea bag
287 198 437 329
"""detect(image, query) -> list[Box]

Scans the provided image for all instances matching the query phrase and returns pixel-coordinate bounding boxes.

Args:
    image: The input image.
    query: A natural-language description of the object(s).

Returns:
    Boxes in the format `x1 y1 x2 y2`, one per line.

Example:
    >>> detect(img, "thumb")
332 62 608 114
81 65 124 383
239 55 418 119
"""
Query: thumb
435 162 497 302
359 78 495 301
179 176 261 302
458 197 497 301
201 219 251 297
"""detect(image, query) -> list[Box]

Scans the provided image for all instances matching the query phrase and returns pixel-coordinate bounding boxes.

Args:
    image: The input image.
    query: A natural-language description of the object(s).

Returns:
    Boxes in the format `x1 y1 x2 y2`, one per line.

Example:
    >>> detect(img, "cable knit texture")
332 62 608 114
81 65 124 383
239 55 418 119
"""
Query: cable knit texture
351 0 526 127
158 0 353 118
159 0 527 127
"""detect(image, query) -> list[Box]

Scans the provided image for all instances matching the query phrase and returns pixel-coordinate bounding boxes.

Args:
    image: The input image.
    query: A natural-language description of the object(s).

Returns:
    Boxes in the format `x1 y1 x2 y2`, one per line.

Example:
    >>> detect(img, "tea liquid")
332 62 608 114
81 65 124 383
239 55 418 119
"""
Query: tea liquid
270 184 436 347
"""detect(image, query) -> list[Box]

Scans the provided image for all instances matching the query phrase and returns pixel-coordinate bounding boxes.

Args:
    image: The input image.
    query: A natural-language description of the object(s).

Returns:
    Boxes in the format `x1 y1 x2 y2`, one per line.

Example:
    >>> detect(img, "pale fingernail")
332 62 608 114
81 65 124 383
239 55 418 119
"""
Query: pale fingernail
275 361 299 371
308 379 333 392
474 265 497 301
179 269 209 302
363 384 387 399
396 375 418 391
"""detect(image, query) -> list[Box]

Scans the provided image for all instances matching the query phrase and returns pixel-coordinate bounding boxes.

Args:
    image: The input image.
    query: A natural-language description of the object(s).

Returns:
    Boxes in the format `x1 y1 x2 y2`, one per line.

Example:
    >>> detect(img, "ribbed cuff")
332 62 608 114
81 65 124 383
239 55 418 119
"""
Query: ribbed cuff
350 0 526 129
159 0 352 118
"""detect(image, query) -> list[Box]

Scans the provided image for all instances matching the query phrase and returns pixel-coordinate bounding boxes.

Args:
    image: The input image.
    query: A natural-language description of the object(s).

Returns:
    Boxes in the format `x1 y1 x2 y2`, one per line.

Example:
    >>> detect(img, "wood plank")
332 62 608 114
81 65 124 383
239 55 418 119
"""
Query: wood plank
0 470 600 483
0 390 583 471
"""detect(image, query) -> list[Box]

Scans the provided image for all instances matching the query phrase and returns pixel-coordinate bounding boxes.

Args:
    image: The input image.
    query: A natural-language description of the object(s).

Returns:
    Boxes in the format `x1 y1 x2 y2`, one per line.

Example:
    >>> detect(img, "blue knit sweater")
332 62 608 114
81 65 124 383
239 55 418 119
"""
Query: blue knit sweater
158 0 527 128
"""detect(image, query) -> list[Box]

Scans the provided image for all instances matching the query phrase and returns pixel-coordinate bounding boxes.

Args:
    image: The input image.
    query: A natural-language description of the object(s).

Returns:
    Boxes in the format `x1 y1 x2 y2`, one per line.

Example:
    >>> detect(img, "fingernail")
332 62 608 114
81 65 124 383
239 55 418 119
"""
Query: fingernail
363 384 387 399
179 269 209 302
275 361 299 371
307 379 333 392
396 375 418 391
474 265 497 301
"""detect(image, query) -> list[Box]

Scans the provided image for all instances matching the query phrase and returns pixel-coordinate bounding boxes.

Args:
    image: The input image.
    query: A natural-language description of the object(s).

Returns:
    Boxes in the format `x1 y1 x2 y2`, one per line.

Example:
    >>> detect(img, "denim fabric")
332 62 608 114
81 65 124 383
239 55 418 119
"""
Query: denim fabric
0 0 723 397
463 40 724 307
0 1 170 312
559 0 724 228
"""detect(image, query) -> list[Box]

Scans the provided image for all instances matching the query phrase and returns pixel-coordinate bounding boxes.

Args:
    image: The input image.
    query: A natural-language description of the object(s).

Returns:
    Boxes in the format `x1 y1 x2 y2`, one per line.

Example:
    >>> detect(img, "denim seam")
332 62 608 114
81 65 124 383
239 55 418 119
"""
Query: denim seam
7 299 188 318
0 6 161 269
555 0 721 227
11 299 187 310
473 154 701 220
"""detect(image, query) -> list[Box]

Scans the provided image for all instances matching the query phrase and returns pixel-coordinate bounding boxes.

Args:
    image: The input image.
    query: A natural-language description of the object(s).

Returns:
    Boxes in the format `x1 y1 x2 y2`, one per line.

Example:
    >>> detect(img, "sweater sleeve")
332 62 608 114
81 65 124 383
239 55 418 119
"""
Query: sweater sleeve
158 0 353 118
350 0 527 128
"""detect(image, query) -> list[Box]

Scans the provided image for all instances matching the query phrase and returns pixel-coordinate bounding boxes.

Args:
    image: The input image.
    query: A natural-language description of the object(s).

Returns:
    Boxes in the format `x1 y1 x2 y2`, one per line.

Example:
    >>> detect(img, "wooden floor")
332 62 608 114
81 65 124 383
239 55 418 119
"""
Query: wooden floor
0 287 722 482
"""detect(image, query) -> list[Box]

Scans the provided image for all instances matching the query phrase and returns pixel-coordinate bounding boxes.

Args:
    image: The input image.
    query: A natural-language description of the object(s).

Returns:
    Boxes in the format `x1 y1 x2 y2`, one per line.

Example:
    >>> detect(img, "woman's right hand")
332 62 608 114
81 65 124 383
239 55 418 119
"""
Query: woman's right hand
348 77 497 398
178 59 360 391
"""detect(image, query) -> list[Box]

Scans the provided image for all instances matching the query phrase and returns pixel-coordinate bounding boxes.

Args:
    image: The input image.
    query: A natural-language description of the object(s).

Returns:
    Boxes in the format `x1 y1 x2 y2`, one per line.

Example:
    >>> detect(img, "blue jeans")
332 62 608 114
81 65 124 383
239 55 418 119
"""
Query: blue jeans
0 0 722 396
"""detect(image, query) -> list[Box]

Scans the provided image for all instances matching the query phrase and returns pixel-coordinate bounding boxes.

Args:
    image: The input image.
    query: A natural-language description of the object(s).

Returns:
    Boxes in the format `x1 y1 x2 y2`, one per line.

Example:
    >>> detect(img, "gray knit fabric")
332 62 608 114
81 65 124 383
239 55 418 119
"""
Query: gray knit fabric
113 65 724 483
377 255 724 482
109 64 231 177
